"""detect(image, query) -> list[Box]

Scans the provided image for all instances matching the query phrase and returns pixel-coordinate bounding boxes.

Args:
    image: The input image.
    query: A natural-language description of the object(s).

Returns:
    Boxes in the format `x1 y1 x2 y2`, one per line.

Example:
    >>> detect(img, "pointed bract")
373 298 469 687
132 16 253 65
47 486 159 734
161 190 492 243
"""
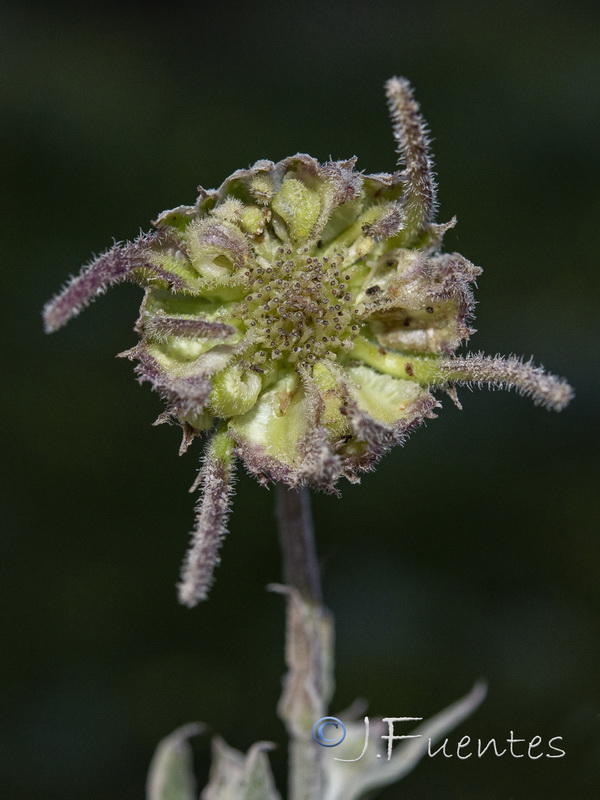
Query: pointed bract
385 76 437 238
43 231 186 332
178 432 236 606
439 353 574 411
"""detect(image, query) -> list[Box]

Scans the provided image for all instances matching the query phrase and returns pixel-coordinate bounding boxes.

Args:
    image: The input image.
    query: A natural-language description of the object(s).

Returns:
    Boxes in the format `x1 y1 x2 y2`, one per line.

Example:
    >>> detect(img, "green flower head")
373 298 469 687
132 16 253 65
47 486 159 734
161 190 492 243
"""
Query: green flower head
44 78 572 605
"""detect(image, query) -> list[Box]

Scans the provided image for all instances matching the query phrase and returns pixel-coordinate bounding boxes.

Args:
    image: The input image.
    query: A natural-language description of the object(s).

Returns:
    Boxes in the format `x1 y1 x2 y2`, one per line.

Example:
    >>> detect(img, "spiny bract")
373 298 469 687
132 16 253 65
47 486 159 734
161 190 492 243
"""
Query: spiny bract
44 78 572 605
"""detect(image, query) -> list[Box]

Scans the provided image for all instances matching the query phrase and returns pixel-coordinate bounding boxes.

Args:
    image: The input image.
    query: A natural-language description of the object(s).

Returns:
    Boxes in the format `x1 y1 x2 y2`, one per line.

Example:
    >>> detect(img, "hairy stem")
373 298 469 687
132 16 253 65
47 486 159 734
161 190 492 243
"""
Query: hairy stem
276 486 322 604
275 485 333 800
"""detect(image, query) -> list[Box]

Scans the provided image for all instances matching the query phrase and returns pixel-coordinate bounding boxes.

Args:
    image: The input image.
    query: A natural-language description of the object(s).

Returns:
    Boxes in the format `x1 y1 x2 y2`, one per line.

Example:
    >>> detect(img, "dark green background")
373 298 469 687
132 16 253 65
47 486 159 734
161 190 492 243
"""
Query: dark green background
2 1 599 798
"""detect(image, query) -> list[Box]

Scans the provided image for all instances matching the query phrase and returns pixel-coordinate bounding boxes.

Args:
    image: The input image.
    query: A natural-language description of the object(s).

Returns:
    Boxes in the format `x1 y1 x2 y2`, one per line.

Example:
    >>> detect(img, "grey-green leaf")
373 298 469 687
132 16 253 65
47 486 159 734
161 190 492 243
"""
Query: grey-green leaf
201 737 281 800
323 681 487 800
146 723 203 800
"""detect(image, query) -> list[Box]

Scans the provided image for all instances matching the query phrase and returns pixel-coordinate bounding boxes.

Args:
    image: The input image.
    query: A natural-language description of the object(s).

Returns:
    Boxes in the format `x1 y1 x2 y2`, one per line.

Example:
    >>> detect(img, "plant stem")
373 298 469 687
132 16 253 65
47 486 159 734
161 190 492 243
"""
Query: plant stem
276 485 322 605
275 485 333 800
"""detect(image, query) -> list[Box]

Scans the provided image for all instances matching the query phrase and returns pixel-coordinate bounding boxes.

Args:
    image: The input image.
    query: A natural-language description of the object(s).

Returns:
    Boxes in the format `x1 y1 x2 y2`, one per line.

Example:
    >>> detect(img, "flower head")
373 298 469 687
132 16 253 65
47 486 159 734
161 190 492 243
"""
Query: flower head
44 78 572 605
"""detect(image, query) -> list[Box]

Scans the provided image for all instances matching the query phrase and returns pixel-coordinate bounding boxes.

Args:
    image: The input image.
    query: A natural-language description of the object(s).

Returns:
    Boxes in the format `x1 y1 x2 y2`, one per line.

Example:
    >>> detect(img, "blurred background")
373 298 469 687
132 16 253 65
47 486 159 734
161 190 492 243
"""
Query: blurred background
2 0 599 797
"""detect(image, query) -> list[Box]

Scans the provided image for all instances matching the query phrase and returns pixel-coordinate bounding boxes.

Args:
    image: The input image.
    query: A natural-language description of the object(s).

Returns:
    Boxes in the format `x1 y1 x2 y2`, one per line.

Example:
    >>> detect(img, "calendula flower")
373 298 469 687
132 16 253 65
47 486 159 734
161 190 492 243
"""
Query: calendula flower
44 78 572 606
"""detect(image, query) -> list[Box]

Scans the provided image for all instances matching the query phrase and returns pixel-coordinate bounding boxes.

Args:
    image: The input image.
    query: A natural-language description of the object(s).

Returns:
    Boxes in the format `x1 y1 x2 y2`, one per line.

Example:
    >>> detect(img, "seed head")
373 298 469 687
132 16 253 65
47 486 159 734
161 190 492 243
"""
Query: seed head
43 78 573 605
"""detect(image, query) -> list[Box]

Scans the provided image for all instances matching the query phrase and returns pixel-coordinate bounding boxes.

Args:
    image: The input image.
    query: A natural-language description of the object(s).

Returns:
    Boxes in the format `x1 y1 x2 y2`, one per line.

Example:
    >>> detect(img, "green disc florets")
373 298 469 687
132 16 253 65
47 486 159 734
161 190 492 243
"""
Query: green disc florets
234 246 358 366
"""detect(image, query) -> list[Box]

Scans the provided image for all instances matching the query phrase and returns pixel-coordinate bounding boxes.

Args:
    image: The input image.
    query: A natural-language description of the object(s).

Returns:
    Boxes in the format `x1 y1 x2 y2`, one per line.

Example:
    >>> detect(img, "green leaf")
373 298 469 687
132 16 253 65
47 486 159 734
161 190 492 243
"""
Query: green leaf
146 723 203 800
201 737 281 800
323 681 487 800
